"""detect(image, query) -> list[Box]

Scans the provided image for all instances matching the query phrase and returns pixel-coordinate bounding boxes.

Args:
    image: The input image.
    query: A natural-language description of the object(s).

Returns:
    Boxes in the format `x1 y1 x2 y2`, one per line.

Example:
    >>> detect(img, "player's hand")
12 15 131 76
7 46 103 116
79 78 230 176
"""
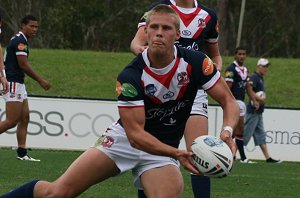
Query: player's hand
0 77 9 94
176 150 201 175
220 130 237 156
39 79 51 90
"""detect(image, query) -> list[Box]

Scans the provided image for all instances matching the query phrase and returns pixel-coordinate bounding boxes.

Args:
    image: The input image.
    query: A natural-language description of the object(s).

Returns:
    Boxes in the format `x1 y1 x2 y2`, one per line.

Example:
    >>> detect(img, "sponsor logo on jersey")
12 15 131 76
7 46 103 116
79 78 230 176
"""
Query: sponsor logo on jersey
17 43 27 51
116 81 138 97
177 72 189 85
145 84 157 96
202 57 214 76
94 134 114 148
225 71 234 78
115 81 122 95
163 91 175 99
182 30 192 36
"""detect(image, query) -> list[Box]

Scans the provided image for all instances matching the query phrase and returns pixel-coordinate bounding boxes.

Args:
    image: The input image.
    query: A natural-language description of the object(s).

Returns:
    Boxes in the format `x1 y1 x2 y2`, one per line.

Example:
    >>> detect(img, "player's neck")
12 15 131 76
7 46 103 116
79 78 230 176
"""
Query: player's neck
148 50 175 69
175 0 195 8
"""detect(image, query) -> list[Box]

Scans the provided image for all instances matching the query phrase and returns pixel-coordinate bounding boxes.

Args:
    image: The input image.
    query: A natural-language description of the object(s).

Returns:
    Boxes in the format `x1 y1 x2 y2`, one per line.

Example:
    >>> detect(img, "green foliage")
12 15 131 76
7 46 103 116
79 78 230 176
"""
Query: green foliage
26 49 300 108
0 148 299 197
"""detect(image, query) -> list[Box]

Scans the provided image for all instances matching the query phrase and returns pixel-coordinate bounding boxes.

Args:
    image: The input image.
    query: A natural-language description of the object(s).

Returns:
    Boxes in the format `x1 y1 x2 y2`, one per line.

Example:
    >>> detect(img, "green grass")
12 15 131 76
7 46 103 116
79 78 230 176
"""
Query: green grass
0 148 299 197
25 49 300 108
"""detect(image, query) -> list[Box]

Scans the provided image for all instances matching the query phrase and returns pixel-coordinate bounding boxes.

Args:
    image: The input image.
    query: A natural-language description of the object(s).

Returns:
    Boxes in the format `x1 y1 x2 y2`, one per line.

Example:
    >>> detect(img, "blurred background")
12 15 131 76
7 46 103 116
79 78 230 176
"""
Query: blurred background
1 0 299 57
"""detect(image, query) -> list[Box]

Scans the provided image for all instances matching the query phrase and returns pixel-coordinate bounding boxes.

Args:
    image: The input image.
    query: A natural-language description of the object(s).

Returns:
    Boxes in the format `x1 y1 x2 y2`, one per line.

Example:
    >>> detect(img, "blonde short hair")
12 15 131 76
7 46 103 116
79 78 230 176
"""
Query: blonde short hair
146 4 180 31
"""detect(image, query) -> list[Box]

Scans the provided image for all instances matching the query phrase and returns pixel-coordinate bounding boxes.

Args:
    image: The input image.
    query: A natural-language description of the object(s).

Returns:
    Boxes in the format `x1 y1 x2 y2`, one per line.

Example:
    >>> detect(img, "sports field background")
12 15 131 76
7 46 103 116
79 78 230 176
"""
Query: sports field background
0 49 300 197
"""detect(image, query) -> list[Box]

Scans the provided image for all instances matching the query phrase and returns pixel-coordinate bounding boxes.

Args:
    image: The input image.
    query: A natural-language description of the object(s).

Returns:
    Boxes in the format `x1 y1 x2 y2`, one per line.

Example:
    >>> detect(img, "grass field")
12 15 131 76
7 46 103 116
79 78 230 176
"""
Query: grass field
1 49 299 197
0 148 299 197
25 49 300 108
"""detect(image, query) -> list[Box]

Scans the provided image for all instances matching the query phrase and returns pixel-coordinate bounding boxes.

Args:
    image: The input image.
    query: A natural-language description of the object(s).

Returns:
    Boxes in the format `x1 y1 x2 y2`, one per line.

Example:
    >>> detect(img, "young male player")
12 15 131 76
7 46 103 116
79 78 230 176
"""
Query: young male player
131 1 222 197
0 15 51 161
0 5 238 198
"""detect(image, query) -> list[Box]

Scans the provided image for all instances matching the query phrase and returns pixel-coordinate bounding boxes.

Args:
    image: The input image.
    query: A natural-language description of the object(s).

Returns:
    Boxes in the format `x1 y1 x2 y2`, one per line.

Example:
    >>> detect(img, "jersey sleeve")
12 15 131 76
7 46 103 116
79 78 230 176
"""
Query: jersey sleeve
225 65 235 82
204 8 219 43
200 56 221 91
116 67 144 108
15 39 28 56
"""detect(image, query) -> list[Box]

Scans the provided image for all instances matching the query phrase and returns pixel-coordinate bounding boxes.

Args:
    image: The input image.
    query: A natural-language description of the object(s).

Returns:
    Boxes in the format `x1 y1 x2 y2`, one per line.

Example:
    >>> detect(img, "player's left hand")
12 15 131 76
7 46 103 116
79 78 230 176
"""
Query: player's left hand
220 131 237 156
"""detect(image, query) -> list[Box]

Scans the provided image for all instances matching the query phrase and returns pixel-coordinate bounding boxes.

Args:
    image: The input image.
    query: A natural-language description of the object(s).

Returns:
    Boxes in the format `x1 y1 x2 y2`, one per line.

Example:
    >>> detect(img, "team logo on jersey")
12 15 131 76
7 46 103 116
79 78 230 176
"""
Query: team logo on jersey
145 84 157 96
116 81 138 97
94 134 114 148
177 72 189 85
225 71 234 78
202 56 214 76
198 18 206 28
17 43 27 51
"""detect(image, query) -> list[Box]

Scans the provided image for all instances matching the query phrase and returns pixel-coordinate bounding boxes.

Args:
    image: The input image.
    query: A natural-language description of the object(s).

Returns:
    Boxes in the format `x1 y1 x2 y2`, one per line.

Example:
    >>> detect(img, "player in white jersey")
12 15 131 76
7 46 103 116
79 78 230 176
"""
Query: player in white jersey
0 5 238 198
131 0 222 197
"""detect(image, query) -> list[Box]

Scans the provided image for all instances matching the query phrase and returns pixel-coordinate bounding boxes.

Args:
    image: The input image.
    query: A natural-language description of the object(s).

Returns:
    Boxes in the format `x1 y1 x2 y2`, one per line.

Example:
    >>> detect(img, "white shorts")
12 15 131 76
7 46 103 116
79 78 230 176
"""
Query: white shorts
190 89 208 117
93 122 180 189
236 100 246 116
3 82 27 102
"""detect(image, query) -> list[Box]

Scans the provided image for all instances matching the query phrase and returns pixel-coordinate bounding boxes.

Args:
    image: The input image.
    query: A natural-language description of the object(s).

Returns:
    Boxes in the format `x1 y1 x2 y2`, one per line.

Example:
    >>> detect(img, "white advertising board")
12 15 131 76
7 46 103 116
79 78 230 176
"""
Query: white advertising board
0 97 299 161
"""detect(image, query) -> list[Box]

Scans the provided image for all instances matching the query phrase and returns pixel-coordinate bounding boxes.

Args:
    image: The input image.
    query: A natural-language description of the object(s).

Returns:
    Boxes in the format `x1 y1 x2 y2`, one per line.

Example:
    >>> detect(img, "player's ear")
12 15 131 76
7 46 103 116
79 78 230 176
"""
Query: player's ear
176 29 180 40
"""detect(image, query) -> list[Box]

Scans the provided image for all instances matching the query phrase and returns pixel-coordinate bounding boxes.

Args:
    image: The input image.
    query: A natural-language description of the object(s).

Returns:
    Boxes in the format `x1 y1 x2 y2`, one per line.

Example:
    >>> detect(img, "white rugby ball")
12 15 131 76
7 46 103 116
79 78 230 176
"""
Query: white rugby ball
251 91 266 105
191 135 233 178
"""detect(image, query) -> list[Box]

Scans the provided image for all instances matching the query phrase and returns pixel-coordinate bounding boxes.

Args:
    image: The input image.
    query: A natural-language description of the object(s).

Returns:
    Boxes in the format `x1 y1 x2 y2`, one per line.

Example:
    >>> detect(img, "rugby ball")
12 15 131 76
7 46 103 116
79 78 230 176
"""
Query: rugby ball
251 91 266 106
191 135 233 178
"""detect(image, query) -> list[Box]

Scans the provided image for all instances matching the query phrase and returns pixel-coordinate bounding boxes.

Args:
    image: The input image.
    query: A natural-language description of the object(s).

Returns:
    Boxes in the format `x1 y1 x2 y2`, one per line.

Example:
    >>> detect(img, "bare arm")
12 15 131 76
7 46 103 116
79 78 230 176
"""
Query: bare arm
130 26 148 56
0 45 8 94
207 77 239 155
17 55 51 90
119 106 199 174
205 42 223 71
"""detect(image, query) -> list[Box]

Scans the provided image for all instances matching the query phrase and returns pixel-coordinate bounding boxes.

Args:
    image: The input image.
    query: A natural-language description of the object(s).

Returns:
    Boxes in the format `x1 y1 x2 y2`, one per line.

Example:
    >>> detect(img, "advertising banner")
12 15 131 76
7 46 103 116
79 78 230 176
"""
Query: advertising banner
0 97 299 161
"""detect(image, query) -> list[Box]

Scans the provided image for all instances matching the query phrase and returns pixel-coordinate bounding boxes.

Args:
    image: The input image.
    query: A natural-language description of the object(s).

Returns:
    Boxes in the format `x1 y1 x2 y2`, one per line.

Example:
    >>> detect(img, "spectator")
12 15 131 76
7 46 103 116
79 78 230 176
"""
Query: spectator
243 58 282 163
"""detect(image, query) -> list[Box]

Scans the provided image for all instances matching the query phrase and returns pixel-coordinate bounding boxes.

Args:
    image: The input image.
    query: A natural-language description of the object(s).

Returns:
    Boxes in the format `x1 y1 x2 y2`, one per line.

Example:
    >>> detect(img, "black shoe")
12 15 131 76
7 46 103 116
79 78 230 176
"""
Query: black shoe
266 157 282 163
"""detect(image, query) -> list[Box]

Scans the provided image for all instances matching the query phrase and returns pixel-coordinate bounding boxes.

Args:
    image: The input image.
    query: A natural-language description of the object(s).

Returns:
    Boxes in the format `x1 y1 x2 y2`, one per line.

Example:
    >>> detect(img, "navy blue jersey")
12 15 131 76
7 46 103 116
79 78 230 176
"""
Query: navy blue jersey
225 61 249 101
116 46 220 148
247 72 265 113
4 31 29 83
138 0 219 52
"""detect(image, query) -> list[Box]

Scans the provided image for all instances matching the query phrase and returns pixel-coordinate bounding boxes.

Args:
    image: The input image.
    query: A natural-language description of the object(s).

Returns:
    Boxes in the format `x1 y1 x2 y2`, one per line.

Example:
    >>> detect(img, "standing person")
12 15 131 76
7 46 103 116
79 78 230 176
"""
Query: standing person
130 0 222 197
225 46 255 163
0 15 51 161
243 58 282 163
0 14 9 94
0 5 238 198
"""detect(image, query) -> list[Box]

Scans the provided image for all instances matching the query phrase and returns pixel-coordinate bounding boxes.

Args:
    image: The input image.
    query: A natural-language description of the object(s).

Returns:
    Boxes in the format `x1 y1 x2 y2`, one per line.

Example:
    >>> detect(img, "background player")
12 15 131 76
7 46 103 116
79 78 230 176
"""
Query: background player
225 46 256 163
0 15 51 161
131 0 222 197
0 5 238 198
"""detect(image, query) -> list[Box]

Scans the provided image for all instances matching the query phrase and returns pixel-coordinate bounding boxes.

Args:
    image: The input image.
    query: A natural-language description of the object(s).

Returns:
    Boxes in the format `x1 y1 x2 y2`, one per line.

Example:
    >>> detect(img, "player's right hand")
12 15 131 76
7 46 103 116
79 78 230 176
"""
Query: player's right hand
39 79 51 90
176 150 201 175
